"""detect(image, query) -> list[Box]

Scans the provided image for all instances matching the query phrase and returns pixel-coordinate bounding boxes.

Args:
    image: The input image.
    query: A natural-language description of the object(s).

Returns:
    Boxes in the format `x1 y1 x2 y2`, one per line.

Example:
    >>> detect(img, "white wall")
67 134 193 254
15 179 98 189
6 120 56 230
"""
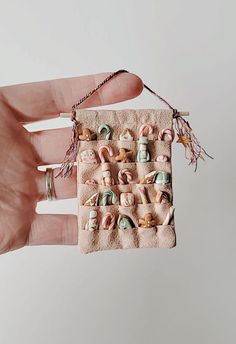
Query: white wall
0 1 235 343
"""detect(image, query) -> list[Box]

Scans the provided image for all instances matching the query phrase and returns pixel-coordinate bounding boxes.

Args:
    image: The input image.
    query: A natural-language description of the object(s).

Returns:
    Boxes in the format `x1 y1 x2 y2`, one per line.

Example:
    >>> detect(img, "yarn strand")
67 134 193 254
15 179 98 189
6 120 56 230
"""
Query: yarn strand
174 115 213 172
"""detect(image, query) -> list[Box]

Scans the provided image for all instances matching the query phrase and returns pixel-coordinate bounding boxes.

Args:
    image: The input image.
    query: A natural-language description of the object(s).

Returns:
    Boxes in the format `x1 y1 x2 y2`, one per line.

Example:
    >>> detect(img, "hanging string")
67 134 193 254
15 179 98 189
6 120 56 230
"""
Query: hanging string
55 69 212 178
55 70 128 178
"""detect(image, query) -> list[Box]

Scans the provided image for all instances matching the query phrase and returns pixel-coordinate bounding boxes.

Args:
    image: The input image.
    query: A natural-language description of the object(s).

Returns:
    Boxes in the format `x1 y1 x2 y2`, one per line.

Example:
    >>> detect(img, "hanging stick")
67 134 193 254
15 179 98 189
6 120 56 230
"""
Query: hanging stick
56 69 212 178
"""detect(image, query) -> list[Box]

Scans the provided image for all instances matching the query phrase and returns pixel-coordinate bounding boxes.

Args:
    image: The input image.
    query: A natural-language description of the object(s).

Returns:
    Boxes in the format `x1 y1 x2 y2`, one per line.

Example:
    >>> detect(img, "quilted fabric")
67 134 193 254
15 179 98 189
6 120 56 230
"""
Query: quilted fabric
75 109 176 254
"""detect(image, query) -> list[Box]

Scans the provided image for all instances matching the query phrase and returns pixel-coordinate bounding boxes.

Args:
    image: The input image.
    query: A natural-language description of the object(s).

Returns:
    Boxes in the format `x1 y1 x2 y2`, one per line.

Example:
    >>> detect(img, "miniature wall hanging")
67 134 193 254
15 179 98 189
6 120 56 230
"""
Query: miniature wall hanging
56 70 212 254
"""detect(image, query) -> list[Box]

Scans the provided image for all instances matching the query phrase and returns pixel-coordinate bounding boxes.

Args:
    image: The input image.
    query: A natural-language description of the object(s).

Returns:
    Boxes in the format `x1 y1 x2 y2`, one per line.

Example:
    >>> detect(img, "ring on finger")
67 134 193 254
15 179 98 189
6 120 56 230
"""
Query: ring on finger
45 168 56 201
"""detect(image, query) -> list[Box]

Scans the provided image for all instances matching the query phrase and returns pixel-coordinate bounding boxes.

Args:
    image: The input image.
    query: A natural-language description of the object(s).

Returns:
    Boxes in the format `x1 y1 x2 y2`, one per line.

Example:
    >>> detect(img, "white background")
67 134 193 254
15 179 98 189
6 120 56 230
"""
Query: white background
0 1 235 343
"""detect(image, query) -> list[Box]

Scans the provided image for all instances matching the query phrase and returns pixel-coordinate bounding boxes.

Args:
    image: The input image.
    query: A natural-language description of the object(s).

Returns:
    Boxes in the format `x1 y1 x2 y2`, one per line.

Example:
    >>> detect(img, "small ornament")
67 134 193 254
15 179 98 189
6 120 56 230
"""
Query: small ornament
139 124 154 137
156 155 169 162
140 170 157 184
85 210 98 231
155 190 170 204
155 171 170 185
137 186 149 204
101 167 114 186
119 128 134 141
98 124 112 140
115 148 133 163
101 212 116 230
80 149 98 164
118 168 133 184
79 128 97 141
162 206 175 225
102 189 117 206
158 128 174 142
137 136 150 163
117 215 135 230
176 134 192 146
138 213 157 228
84 193 99 206
120 193 135 207
85 179 97 185
98 145 114 163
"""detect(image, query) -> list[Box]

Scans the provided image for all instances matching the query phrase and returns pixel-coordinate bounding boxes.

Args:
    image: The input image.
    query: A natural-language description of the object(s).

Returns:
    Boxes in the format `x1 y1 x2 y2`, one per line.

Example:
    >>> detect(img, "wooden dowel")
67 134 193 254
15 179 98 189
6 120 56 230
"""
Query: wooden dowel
60 111 189 118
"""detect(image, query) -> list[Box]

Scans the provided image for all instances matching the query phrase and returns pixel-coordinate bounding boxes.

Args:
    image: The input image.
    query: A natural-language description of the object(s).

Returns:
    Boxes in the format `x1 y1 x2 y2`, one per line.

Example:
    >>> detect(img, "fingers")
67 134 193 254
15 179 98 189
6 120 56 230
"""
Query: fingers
1 72 143 123
28 214 78 245
37 166 77 201
31 127 73 165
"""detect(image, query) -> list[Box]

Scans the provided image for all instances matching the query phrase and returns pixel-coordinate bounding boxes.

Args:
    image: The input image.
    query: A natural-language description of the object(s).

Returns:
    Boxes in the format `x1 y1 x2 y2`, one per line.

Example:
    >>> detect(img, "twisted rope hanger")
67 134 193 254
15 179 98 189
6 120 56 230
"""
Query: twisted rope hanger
55 69 212 178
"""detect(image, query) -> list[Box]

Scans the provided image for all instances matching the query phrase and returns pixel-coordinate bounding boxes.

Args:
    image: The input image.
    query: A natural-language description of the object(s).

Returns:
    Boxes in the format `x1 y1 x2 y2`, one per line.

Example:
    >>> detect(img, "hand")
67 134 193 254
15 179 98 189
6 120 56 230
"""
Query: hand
0 72 143 254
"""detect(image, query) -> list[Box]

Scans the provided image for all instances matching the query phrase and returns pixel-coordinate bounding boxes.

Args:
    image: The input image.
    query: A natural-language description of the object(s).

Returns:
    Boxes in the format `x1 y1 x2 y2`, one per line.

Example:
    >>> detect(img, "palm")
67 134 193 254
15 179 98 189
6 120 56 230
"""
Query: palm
0 72 142 254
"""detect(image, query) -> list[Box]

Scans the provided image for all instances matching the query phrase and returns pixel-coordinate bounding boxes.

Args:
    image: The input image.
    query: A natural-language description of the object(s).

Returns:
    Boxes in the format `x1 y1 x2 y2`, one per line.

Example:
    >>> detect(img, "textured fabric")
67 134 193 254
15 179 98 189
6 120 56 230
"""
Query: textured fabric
75 109 176 254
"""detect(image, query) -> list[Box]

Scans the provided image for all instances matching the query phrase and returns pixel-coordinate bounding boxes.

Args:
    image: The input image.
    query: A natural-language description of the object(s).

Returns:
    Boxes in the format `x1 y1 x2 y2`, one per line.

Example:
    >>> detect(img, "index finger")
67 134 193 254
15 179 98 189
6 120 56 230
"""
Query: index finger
0 72 143 123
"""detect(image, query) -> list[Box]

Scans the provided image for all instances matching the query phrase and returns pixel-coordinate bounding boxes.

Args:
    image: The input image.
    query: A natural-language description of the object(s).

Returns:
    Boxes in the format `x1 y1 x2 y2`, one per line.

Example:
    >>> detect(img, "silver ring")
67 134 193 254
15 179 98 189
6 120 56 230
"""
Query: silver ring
45 168 56 201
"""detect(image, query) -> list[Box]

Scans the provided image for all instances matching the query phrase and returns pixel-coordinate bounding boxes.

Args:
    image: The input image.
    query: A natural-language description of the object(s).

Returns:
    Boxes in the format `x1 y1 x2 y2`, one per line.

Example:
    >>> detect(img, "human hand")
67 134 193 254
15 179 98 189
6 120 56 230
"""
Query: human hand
0 72 143 254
